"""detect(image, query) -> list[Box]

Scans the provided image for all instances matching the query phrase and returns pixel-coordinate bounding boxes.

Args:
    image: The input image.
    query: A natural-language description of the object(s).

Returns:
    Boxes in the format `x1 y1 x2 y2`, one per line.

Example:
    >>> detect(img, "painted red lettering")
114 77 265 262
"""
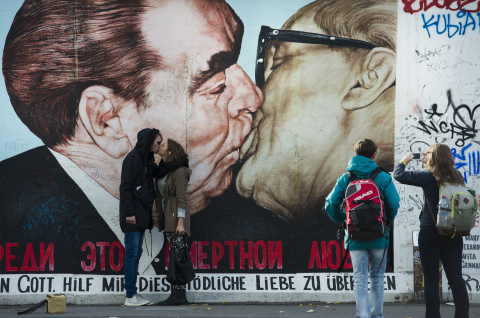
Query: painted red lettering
211 241 224 269
189 241 197 269
224 241 238 269
81 242 96 271
39 243 54 271
327 241 341 270
239 241 253 269
321 241 328 268
308 241 321 269
109 241 123 271
96 242 109 271
20 243 39 271
254 241 267 270
198 241 210 269
403 0 480 14
268 241 282 269
6 243 18 271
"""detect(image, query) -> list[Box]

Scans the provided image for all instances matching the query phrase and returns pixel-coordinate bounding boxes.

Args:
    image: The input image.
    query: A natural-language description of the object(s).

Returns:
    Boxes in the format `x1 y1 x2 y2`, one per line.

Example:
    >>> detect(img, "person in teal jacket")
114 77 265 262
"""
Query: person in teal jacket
325 139 399 318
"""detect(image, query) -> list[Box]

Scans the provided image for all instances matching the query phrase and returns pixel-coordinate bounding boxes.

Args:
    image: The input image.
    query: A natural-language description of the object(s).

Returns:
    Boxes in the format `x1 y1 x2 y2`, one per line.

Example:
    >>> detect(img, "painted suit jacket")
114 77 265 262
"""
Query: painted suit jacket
0 146 124 275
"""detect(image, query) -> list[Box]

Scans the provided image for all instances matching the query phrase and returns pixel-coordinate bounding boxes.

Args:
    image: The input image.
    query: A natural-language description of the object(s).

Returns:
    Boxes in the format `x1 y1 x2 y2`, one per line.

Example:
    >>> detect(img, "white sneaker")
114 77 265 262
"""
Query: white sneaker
136 294 153 305
125 294 150 306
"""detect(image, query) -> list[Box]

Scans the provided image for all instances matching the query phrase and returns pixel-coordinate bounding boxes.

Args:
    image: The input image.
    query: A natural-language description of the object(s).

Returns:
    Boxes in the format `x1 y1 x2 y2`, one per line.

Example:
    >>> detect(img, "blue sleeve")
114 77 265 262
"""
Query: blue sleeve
325 174 348 223
378 173 400 222
394 163 433 187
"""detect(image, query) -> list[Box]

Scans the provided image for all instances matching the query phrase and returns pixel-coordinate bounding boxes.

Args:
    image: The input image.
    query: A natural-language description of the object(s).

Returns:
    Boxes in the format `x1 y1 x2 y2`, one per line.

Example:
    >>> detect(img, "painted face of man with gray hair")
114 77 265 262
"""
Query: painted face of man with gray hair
237 0 397 224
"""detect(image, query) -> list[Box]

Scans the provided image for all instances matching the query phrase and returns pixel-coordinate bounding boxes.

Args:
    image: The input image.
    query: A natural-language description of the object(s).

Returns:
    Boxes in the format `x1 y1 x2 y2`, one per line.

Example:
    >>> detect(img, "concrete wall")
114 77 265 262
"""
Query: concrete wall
396 2 480 303
0 0 479 305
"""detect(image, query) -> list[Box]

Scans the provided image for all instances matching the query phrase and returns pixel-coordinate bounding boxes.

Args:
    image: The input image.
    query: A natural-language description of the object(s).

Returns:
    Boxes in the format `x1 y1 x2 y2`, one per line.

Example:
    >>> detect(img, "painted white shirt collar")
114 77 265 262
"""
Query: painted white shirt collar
48 148 164 275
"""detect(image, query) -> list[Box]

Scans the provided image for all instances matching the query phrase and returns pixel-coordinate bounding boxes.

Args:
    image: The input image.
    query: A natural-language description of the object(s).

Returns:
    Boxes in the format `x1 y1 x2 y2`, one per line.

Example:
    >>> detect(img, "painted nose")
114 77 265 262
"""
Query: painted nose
225 64 264 118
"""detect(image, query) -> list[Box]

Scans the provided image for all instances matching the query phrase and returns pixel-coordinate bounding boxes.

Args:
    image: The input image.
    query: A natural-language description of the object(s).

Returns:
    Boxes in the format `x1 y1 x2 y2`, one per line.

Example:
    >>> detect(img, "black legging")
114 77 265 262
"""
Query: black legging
418 226 469 318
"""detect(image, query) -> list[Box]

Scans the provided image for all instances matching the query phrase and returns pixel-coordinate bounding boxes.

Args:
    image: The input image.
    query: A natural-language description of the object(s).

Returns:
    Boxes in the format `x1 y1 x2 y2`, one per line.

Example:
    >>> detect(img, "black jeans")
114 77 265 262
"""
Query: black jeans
418 226 469 318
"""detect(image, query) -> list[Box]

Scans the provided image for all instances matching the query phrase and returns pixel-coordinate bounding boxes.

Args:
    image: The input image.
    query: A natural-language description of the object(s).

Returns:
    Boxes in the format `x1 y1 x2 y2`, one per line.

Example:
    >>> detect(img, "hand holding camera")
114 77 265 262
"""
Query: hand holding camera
401 152 427 165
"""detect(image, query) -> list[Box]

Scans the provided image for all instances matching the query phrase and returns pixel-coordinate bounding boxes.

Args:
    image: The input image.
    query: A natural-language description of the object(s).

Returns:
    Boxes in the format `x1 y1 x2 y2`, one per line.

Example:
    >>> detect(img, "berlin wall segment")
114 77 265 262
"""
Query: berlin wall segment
1 0 480 305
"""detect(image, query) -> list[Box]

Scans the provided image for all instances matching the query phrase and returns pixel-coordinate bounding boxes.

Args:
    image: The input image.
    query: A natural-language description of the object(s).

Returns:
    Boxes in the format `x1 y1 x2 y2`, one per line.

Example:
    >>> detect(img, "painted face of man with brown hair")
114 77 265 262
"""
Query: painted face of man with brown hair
236 0 397 223
13 0 262 213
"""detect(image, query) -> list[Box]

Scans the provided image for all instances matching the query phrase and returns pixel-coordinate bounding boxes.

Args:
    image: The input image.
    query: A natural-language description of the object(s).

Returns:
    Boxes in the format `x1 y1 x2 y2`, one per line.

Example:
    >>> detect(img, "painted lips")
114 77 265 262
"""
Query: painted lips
239 127 258 162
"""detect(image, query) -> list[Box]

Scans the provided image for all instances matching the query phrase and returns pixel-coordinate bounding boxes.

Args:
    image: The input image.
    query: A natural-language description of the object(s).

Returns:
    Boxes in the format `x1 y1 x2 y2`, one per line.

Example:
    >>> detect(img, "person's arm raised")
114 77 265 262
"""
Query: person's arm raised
394 152 429 187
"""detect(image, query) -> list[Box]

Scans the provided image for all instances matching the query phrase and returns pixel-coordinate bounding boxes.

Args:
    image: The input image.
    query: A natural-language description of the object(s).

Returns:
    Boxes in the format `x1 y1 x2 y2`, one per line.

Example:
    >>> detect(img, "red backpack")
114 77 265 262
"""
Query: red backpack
337 167 390 272
343 167 388 241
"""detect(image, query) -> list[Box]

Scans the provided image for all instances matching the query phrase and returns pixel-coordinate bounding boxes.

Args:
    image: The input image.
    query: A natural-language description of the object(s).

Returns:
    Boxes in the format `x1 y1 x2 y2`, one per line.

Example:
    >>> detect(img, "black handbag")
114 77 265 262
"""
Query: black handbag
166 234 196 285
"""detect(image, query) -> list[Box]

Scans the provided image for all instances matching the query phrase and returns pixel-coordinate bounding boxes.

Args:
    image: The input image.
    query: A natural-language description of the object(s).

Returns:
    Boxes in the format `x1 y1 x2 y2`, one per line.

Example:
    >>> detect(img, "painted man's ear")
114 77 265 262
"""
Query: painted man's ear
78 86 130 158
342 47 396 110
262 43 277 85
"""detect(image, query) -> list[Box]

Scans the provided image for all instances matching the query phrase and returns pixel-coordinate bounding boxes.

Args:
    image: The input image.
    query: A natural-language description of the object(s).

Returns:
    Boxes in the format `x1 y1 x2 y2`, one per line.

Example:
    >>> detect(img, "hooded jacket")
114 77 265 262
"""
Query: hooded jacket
325 155 400 250
119 128 159 233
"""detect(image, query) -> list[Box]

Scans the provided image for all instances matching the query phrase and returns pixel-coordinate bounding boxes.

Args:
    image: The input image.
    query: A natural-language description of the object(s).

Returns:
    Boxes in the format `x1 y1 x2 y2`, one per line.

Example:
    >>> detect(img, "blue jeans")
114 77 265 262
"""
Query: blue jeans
350 249 387 318
124 231 145 297
418 226 468 318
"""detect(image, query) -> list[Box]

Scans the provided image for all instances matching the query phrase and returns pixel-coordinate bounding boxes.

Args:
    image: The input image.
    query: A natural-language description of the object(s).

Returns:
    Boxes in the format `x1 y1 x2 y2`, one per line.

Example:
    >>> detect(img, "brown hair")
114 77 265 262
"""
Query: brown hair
156 132 163 141
283 0 397 53
354 139 377 159
165 139 188 163
426 143 465 187
2 0 162 148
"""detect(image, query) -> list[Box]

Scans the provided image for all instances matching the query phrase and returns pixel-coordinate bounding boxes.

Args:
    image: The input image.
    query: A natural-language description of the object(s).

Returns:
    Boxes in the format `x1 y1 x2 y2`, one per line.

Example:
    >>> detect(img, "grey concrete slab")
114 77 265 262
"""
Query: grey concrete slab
0 303 479 318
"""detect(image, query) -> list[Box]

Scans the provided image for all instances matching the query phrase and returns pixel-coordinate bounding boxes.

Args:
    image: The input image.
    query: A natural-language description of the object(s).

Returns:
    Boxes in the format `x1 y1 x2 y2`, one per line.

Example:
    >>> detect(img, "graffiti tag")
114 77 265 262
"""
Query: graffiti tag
403 0 480 14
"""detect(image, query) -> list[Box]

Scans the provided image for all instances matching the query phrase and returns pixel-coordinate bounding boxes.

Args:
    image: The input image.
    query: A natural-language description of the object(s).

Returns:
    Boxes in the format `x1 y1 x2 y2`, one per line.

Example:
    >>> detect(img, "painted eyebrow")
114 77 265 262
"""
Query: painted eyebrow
188 50 238 95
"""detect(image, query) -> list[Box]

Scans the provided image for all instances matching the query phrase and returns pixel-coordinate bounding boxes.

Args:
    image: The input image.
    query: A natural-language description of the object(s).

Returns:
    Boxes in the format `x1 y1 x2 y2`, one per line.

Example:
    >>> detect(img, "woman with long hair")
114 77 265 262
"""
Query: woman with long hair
154 138 192 306
394 143 469 318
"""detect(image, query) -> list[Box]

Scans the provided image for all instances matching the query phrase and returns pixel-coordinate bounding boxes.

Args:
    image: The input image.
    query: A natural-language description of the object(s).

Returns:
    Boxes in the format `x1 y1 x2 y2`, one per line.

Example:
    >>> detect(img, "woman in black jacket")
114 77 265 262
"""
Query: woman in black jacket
394 143 468 318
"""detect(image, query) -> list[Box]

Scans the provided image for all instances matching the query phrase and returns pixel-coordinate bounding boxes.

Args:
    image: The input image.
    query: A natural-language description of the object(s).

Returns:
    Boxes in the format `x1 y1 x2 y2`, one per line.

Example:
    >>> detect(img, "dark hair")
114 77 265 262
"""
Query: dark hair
283 0 397 53
165 139 188 163
426 143 465 187
354 139 377 158
2 0 162 148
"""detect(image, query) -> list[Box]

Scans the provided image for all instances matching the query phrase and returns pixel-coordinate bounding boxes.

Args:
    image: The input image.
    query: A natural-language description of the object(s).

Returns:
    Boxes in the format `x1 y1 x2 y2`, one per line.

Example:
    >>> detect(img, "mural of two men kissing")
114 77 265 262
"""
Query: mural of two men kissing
0 0 396 278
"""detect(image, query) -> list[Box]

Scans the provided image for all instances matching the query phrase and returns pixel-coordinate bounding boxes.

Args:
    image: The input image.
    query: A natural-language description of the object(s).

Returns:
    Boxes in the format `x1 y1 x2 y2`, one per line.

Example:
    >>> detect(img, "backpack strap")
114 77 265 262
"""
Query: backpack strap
368 167 389 181
347 171 358 181
337 241 350 273
17 299 47 315
424 198 437 223
376 244 388 273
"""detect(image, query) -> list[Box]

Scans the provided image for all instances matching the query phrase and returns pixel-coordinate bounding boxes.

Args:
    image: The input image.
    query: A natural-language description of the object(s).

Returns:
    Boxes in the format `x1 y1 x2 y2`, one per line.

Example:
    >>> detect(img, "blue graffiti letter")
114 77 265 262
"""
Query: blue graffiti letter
422 13 437 38
458 11 476 35
447 14 460 38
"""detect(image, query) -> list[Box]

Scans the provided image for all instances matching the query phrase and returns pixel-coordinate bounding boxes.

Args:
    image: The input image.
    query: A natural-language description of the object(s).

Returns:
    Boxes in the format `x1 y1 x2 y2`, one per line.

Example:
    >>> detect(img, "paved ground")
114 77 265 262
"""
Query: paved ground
1 302 479 318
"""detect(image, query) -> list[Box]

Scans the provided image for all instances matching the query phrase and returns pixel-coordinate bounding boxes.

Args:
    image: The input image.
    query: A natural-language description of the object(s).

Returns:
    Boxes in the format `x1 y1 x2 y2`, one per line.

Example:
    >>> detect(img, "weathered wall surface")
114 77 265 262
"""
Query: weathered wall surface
0 0 479 305
396 1 480 303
